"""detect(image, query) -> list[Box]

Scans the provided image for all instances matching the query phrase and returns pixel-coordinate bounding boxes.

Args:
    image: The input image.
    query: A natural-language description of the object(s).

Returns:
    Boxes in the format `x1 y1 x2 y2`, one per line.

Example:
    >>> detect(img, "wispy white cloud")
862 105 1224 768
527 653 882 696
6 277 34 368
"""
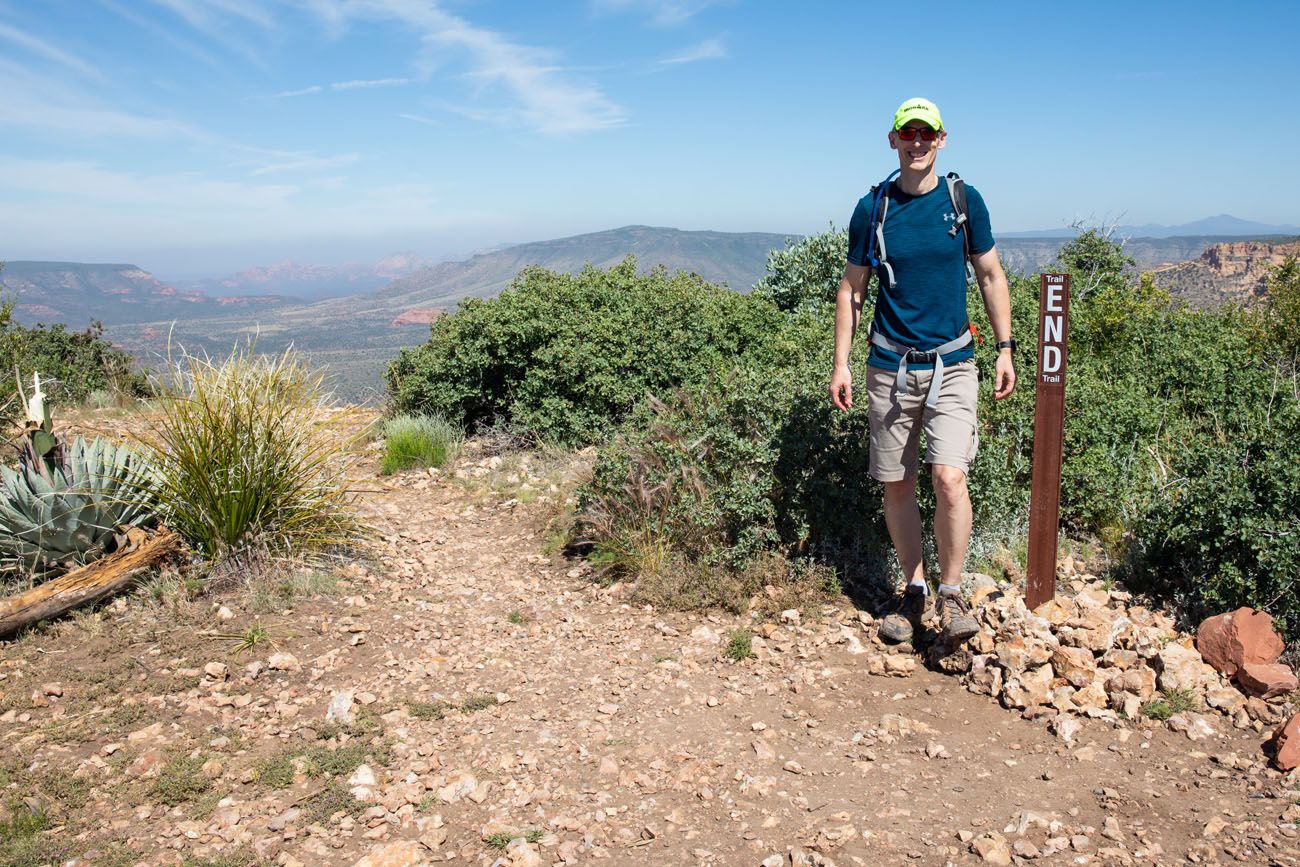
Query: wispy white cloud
250 153 361 175
148 0 275 31
592 0 720 26
660 36 726 65
0 156 295 209
0 62 360 178
262 77 413 99
302 0 626 134
398 112 440 126
331 77 413 90
267 85 325 98
97 0 225 70
0 61 212 140
0 21 102 80
145 0 272 66
0 156 462 251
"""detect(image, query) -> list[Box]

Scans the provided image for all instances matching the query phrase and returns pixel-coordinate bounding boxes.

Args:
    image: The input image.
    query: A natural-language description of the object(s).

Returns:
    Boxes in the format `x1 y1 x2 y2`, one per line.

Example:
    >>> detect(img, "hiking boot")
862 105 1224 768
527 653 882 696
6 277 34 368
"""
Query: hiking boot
878 584 931 644
935 588 980 642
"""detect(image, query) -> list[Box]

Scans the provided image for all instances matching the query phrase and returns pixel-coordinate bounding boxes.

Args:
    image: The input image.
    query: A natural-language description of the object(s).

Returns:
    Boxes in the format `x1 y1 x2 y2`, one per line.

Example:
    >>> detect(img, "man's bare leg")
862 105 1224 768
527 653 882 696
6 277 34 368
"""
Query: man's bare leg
882 478 925 584
931 464 980 640
930 464 972 587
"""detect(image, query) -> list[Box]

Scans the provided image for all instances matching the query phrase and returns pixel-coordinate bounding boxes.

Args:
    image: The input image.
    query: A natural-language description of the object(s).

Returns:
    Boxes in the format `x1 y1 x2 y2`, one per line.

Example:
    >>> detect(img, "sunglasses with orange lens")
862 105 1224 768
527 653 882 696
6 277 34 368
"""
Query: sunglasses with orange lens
895 126 940 142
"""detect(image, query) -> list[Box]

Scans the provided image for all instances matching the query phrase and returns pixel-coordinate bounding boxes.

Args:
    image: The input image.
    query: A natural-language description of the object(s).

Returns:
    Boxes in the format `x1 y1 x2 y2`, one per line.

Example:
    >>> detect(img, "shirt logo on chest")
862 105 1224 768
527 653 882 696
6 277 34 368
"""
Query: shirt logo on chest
943 212 956 223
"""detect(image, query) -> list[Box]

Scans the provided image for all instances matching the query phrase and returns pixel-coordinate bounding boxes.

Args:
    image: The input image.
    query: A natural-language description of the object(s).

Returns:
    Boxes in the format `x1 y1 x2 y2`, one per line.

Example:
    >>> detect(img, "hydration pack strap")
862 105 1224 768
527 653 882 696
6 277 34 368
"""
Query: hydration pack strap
870 327 974 408
945 172 978 286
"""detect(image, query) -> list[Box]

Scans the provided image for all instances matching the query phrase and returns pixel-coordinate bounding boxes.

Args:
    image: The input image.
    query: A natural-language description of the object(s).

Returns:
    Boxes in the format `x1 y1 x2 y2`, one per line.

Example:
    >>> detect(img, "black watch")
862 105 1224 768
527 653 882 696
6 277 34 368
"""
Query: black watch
995 339 1018 352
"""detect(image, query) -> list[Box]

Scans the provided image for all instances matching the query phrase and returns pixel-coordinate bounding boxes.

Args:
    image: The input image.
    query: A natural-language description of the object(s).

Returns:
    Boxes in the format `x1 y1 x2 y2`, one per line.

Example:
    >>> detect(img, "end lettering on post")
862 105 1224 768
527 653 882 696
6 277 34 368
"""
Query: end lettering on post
1026 273 1070 610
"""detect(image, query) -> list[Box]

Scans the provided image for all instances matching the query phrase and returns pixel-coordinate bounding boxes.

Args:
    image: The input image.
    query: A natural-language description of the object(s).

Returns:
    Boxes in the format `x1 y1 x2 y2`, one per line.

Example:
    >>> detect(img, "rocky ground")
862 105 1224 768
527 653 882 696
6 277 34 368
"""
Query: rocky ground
1 438 1299 867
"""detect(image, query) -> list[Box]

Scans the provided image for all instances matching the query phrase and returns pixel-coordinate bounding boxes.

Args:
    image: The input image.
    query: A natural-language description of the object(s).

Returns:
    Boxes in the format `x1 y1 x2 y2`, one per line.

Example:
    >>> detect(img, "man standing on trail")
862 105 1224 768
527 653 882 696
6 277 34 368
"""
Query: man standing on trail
828 97 1016 648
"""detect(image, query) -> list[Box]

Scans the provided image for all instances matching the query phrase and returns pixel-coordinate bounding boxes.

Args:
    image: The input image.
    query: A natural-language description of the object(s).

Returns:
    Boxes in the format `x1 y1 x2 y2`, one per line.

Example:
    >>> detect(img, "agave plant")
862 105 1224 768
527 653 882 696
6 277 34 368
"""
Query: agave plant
0 435 159 579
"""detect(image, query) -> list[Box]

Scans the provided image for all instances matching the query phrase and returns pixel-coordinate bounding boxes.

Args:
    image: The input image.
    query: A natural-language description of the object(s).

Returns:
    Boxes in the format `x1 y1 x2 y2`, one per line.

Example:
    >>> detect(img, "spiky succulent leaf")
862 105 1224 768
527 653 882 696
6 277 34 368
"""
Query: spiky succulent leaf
0 436 159 579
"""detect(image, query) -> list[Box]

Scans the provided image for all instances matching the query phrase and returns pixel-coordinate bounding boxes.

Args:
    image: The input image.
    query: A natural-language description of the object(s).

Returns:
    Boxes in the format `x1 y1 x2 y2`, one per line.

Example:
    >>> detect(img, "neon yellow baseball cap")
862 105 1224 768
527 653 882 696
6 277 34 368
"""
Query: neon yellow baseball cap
893 97 943 130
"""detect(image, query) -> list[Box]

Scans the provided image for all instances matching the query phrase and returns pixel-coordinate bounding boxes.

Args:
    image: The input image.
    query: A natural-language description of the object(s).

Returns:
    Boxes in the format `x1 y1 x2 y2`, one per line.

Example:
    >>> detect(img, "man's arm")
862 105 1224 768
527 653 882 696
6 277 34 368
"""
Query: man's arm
829 263 870 411
971 246 1016 400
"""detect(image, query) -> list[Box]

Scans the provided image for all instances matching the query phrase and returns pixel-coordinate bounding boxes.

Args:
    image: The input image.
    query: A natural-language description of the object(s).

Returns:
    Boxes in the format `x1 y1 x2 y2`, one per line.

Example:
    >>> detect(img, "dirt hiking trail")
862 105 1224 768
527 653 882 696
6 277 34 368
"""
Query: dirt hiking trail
2 444 1298 867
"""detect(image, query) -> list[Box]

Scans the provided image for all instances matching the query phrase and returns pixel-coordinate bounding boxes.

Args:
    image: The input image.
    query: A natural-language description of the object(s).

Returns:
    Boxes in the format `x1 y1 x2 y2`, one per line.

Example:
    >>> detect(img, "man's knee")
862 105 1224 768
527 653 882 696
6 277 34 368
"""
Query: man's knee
930 464 968 503
883 477 918 503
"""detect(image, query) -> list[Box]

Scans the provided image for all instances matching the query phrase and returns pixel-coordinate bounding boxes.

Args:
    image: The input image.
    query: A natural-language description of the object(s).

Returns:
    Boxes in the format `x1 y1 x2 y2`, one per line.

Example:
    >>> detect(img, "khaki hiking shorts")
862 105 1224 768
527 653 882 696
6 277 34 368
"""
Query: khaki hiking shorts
866 359 979 481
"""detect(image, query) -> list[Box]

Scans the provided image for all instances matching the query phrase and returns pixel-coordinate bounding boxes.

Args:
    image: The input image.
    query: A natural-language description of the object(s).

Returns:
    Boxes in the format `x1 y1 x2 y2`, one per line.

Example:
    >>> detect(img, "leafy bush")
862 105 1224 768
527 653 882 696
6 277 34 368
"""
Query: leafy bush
380 414 462 475
1127 396 1300 641
575 229 1300 641
752 226 848 313
0 290 148 422
136 345 362 561
386 257 788 446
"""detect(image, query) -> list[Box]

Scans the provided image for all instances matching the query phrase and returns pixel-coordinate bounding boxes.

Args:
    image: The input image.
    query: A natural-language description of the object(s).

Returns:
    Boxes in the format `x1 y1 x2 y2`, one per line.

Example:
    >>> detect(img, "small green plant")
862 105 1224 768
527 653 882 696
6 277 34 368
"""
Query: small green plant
254 742 371 790
484 829 543 850
725 629 754 662
149 753 212 806
406 699 446 721
215 621 280 657
460 694 499 713
507 609 527 625
179 850 255 867
0 798 48 841
1141 688 1197 721
300 782 369 824
380 413 462 475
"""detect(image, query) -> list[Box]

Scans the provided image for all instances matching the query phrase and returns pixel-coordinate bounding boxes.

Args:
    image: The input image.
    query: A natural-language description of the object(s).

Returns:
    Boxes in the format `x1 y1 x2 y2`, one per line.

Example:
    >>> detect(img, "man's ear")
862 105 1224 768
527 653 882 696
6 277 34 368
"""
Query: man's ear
887 130 899 150
936 131 948 150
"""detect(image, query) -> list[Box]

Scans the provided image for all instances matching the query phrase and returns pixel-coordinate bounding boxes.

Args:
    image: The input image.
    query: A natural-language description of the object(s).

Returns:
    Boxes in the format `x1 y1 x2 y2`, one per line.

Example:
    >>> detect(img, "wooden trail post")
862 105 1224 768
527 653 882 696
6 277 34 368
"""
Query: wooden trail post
1026 273 1070 610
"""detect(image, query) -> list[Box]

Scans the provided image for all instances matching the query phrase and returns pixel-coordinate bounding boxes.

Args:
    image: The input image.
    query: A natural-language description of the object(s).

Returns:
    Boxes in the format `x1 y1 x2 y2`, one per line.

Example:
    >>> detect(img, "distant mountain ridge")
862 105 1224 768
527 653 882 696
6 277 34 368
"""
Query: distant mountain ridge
175 252 433 301
7 221 1297 401
1002 214 1300 239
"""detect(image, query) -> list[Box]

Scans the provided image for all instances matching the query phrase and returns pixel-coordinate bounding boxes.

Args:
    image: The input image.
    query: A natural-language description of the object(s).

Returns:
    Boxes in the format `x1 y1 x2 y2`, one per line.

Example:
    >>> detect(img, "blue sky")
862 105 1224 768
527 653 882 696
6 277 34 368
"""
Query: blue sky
1 0 1298 278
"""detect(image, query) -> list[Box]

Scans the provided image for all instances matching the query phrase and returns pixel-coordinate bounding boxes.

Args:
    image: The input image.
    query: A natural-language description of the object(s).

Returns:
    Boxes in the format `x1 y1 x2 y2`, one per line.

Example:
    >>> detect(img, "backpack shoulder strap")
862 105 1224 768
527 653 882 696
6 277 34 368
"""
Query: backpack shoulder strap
945 171 977 285
944 171 969 240
865 170 901 288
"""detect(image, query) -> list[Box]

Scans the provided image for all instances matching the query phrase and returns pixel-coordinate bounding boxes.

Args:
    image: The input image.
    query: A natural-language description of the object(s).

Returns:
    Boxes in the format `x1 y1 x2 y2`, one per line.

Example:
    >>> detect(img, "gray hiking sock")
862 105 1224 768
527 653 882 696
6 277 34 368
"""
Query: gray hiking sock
937 583 962 597
908 577 929 595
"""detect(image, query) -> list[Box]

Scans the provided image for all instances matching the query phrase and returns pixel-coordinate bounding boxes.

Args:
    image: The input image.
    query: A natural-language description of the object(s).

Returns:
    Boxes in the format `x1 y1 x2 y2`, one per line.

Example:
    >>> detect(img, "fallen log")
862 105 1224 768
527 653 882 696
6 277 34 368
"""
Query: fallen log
0 527 185 639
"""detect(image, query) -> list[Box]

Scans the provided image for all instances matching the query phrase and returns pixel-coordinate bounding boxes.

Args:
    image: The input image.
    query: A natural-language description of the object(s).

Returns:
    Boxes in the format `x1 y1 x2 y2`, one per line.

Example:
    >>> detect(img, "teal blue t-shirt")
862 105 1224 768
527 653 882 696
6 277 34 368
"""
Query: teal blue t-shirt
846 178 994 370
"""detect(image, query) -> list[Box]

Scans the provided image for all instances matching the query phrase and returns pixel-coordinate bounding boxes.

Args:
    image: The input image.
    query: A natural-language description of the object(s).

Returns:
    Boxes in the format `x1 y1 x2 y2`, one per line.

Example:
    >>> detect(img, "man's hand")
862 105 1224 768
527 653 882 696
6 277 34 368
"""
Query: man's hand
992 351 1016 400
829 364 853 411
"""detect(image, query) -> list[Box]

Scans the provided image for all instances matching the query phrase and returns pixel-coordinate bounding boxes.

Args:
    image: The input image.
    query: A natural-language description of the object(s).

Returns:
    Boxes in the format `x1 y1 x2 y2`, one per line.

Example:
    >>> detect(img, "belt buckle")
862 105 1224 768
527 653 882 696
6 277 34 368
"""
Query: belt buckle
907 349 937 364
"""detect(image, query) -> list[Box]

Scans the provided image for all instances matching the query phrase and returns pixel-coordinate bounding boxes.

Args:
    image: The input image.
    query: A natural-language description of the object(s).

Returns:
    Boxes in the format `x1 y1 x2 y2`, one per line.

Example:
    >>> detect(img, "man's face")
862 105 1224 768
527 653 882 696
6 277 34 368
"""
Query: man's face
889 120 946 173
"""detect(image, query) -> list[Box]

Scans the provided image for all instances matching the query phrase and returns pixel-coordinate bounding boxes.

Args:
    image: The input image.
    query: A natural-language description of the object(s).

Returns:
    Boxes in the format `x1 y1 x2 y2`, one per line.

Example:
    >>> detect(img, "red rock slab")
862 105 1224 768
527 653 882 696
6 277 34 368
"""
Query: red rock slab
1270 712 1300 771
1196 607 1284 677
1235 661 1299 699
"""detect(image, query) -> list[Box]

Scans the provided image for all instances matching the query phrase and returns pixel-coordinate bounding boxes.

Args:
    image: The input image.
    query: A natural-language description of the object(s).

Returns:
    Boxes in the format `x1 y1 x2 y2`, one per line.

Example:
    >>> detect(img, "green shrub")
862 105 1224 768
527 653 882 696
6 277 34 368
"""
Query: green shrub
751 226 848 313
380 414 462 475
136 345 362 561
385 257 788 446
574 229 1300 638
0 290 148 422
725 629 754 661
